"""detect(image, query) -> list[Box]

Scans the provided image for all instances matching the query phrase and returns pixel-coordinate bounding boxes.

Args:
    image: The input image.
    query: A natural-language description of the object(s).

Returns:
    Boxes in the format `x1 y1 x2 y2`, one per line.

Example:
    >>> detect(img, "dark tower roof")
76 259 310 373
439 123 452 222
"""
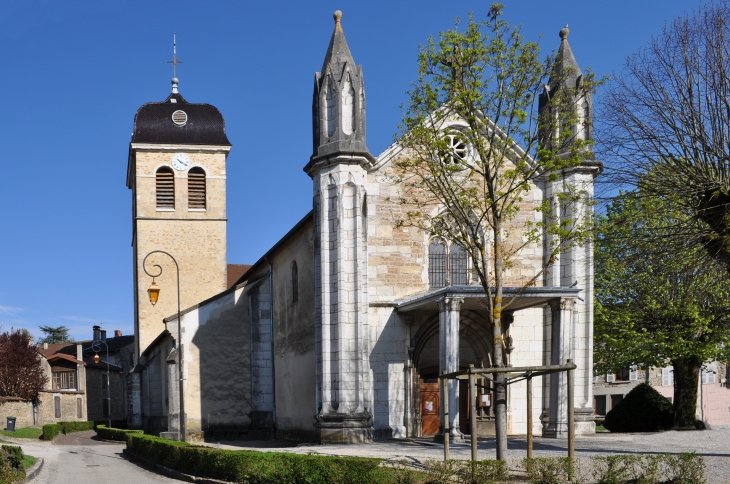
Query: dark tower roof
131 90 230 146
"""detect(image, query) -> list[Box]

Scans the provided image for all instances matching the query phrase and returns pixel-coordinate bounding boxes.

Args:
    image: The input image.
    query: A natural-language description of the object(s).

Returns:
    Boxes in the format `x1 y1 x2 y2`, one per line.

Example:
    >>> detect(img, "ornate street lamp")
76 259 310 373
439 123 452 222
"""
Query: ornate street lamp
143 250 185 443
91 339 111 429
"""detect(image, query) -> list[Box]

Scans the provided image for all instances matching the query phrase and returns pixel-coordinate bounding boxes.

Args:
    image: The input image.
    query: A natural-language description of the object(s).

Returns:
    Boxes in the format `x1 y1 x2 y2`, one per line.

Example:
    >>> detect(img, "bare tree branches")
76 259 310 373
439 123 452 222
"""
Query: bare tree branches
600 1 730 270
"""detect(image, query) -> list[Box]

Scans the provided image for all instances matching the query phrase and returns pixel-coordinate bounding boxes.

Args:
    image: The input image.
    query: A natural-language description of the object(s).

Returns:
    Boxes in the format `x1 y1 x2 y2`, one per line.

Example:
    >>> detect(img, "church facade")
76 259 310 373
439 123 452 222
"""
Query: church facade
127 13 599 443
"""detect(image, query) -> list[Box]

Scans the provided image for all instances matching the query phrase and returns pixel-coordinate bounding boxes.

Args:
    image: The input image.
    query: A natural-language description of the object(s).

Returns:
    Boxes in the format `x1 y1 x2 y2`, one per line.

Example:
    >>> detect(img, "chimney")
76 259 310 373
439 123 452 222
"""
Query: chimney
100 329 107 341
43 342 48 350
114 330 122 338
76 343 82 361
93 325 101 341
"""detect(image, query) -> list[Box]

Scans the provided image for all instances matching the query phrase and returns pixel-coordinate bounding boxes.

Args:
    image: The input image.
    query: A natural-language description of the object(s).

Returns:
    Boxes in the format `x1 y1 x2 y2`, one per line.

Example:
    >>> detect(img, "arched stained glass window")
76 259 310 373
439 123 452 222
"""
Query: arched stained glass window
428 239 447 288
450 244 468 285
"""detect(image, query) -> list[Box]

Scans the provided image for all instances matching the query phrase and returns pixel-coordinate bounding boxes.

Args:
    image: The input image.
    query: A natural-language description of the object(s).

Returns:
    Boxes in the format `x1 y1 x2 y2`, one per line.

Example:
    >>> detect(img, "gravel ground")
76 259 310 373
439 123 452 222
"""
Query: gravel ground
213 429 730 483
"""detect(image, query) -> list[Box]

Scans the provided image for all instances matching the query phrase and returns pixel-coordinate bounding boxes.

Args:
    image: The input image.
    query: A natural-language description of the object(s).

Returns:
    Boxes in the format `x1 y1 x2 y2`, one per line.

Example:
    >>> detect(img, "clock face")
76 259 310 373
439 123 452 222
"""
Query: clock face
171 153 190 171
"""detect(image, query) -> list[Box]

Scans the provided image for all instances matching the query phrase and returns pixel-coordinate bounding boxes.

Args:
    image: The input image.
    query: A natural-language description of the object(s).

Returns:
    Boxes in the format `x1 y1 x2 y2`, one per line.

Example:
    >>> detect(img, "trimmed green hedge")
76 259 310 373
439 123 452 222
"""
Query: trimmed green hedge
604 383 673 432
58 421 94 433
41 424 59 441
41 421 95 440
0 445 25 484
95 425 143 442
127 434 397 483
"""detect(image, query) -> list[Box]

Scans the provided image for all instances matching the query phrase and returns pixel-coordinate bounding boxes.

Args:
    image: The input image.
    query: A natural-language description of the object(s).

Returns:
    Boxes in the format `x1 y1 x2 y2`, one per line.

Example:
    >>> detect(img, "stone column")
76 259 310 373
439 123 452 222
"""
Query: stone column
437 296 464 442
544 297 575 437
313 166 372 443
160 347 180 440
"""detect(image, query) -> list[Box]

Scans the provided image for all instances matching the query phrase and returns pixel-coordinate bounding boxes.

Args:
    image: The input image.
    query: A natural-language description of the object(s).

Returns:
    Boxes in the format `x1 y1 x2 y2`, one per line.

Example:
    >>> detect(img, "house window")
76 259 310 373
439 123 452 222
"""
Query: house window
662 366 674 387
156 167 175 209
702 364 716 385
187 167 206 209
52 371 76 390
608 366 637 383
594 395 607 416
291 261 298 303
610 394 623 410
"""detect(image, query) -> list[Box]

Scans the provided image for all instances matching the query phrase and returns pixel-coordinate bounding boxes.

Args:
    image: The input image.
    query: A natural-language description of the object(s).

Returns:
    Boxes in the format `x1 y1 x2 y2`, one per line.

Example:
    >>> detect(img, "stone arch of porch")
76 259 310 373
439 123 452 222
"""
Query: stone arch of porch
411 311 493 375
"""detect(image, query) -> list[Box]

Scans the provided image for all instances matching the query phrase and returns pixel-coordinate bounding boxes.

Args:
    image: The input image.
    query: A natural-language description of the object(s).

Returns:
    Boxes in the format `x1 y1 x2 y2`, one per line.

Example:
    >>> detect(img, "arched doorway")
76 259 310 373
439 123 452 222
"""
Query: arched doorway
411 312 492 436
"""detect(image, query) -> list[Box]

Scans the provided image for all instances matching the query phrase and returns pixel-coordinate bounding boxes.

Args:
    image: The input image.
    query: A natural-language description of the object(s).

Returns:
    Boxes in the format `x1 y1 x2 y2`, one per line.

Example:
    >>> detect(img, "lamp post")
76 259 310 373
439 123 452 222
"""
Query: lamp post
143 250 185 443
91 339 111 429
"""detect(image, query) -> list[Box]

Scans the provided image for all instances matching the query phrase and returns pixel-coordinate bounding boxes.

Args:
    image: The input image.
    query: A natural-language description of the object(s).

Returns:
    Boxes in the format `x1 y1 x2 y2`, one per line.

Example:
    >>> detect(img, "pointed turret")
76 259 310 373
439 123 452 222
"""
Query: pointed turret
538 26 596 156
305 10 374 176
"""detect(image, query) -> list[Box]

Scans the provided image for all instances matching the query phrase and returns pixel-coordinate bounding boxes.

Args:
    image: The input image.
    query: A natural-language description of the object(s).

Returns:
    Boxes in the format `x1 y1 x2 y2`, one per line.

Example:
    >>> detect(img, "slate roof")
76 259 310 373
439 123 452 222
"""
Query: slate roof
131 92 231 146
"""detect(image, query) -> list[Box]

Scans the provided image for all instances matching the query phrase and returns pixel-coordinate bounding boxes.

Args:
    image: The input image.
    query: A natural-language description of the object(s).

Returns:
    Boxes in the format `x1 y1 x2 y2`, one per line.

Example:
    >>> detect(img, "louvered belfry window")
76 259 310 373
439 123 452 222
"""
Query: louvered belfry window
188 167 206 209
156 167 175 209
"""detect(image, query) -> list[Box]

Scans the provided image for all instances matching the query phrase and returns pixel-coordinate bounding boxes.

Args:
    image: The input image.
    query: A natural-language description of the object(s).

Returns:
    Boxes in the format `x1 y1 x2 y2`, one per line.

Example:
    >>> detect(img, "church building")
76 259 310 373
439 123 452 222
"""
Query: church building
126 12 599 443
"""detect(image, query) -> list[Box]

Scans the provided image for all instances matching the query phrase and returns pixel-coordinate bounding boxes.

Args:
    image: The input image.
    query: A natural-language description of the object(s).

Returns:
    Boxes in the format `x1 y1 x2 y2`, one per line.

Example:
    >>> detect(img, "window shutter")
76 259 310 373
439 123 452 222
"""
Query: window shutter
592 375 599 383
606 373 615 383
662 367 674 387
629 365 638 381
187 168 206 209
156 168 175 209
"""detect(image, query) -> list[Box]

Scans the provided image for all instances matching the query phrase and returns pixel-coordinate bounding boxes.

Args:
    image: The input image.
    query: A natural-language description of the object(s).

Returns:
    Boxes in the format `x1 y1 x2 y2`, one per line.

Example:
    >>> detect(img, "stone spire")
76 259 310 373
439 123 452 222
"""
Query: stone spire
306 10 374 175
538 25 595 154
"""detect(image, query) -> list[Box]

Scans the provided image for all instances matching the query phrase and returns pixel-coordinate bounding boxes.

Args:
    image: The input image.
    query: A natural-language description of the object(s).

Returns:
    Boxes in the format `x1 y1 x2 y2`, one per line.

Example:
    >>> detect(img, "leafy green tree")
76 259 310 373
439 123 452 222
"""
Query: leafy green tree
394 4 600 457
37 325 74 345
594 190 730 428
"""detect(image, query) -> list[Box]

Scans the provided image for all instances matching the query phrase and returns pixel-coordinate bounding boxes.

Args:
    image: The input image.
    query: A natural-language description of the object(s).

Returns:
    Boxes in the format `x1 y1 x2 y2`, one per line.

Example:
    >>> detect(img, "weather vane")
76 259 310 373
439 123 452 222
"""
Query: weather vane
168 33 182 79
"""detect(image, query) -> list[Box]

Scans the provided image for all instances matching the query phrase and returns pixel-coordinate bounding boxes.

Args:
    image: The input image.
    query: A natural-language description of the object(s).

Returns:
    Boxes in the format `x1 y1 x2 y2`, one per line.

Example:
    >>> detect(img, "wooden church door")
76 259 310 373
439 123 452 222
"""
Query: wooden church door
420 377 440 436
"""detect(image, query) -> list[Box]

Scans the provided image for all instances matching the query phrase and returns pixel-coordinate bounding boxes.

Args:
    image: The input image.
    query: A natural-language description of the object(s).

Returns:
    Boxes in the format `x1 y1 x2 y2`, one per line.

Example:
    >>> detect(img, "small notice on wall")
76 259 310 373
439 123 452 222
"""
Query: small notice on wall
482 394 491 406
425 401 434 412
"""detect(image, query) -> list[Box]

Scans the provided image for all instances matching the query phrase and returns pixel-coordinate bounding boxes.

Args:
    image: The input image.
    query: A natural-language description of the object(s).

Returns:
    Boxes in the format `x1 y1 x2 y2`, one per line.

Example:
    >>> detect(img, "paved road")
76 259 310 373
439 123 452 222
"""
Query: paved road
2 431 178 484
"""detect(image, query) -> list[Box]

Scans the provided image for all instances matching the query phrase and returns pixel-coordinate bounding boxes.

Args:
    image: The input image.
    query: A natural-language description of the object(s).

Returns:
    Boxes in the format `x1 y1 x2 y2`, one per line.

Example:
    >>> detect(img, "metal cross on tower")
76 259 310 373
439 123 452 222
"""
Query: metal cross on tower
168 33 182 79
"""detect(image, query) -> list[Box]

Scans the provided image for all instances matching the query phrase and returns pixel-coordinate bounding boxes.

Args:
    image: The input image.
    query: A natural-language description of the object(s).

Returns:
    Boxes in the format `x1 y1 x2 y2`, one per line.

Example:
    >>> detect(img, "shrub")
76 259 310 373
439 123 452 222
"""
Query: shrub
41 424 60 441
523 457 576 484
604 383 673 432
95 425 143 442
126 433 397 483
58 421 94 434
666 453 705 483
0 445 25 484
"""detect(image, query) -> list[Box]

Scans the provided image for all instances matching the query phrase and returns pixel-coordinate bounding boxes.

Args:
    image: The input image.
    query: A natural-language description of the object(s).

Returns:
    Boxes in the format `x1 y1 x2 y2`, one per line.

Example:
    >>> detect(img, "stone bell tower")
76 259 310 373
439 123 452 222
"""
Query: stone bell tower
304 10 375 444
127 71 231 358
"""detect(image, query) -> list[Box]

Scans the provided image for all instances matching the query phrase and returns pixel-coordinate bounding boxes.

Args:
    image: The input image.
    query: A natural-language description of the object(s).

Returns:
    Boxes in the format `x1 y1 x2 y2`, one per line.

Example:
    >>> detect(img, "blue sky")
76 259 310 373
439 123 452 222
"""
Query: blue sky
0 0 695 342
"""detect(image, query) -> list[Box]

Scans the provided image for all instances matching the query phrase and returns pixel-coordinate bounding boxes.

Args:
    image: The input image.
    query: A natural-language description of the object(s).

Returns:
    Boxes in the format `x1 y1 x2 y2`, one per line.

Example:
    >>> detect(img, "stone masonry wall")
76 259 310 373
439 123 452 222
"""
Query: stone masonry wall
0 400 34 429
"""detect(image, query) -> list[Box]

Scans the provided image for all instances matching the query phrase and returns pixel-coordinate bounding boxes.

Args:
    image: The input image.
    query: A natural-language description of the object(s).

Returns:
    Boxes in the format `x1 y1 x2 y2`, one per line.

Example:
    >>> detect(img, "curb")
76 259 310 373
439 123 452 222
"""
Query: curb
122 449 229 484
14 457 44 484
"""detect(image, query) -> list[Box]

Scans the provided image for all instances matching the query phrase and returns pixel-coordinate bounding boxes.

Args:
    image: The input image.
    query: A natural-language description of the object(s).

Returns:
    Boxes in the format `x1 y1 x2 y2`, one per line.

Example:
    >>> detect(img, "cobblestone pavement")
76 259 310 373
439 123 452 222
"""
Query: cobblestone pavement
1 431 177 484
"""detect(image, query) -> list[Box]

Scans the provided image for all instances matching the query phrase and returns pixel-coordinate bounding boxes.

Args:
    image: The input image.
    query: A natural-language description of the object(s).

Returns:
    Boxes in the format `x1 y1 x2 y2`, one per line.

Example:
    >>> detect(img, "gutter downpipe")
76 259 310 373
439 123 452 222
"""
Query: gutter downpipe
266 256 276 438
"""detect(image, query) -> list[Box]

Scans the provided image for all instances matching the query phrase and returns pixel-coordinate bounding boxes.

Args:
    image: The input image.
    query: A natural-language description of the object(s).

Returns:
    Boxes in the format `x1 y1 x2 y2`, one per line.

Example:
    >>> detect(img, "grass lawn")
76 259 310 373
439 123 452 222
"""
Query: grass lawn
23 455 36 469
0 427 42 439
596 424 607 431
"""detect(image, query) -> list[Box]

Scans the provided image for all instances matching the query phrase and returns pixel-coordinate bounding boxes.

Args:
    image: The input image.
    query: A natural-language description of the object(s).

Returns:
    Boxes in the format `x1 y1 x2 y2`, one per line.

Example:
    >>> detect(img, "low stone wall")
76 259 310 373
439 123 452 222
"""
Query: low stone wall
0 399 34 429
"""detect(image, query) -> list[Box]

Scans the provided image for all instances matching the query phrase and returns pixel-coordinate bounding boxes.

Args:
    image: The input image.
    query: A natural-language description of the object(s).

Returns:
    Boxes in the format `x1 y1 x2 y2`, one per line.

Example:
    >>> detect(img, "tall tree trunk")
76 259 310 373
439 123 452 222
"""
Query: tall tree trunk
493 223 507 459
672 356 702 429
